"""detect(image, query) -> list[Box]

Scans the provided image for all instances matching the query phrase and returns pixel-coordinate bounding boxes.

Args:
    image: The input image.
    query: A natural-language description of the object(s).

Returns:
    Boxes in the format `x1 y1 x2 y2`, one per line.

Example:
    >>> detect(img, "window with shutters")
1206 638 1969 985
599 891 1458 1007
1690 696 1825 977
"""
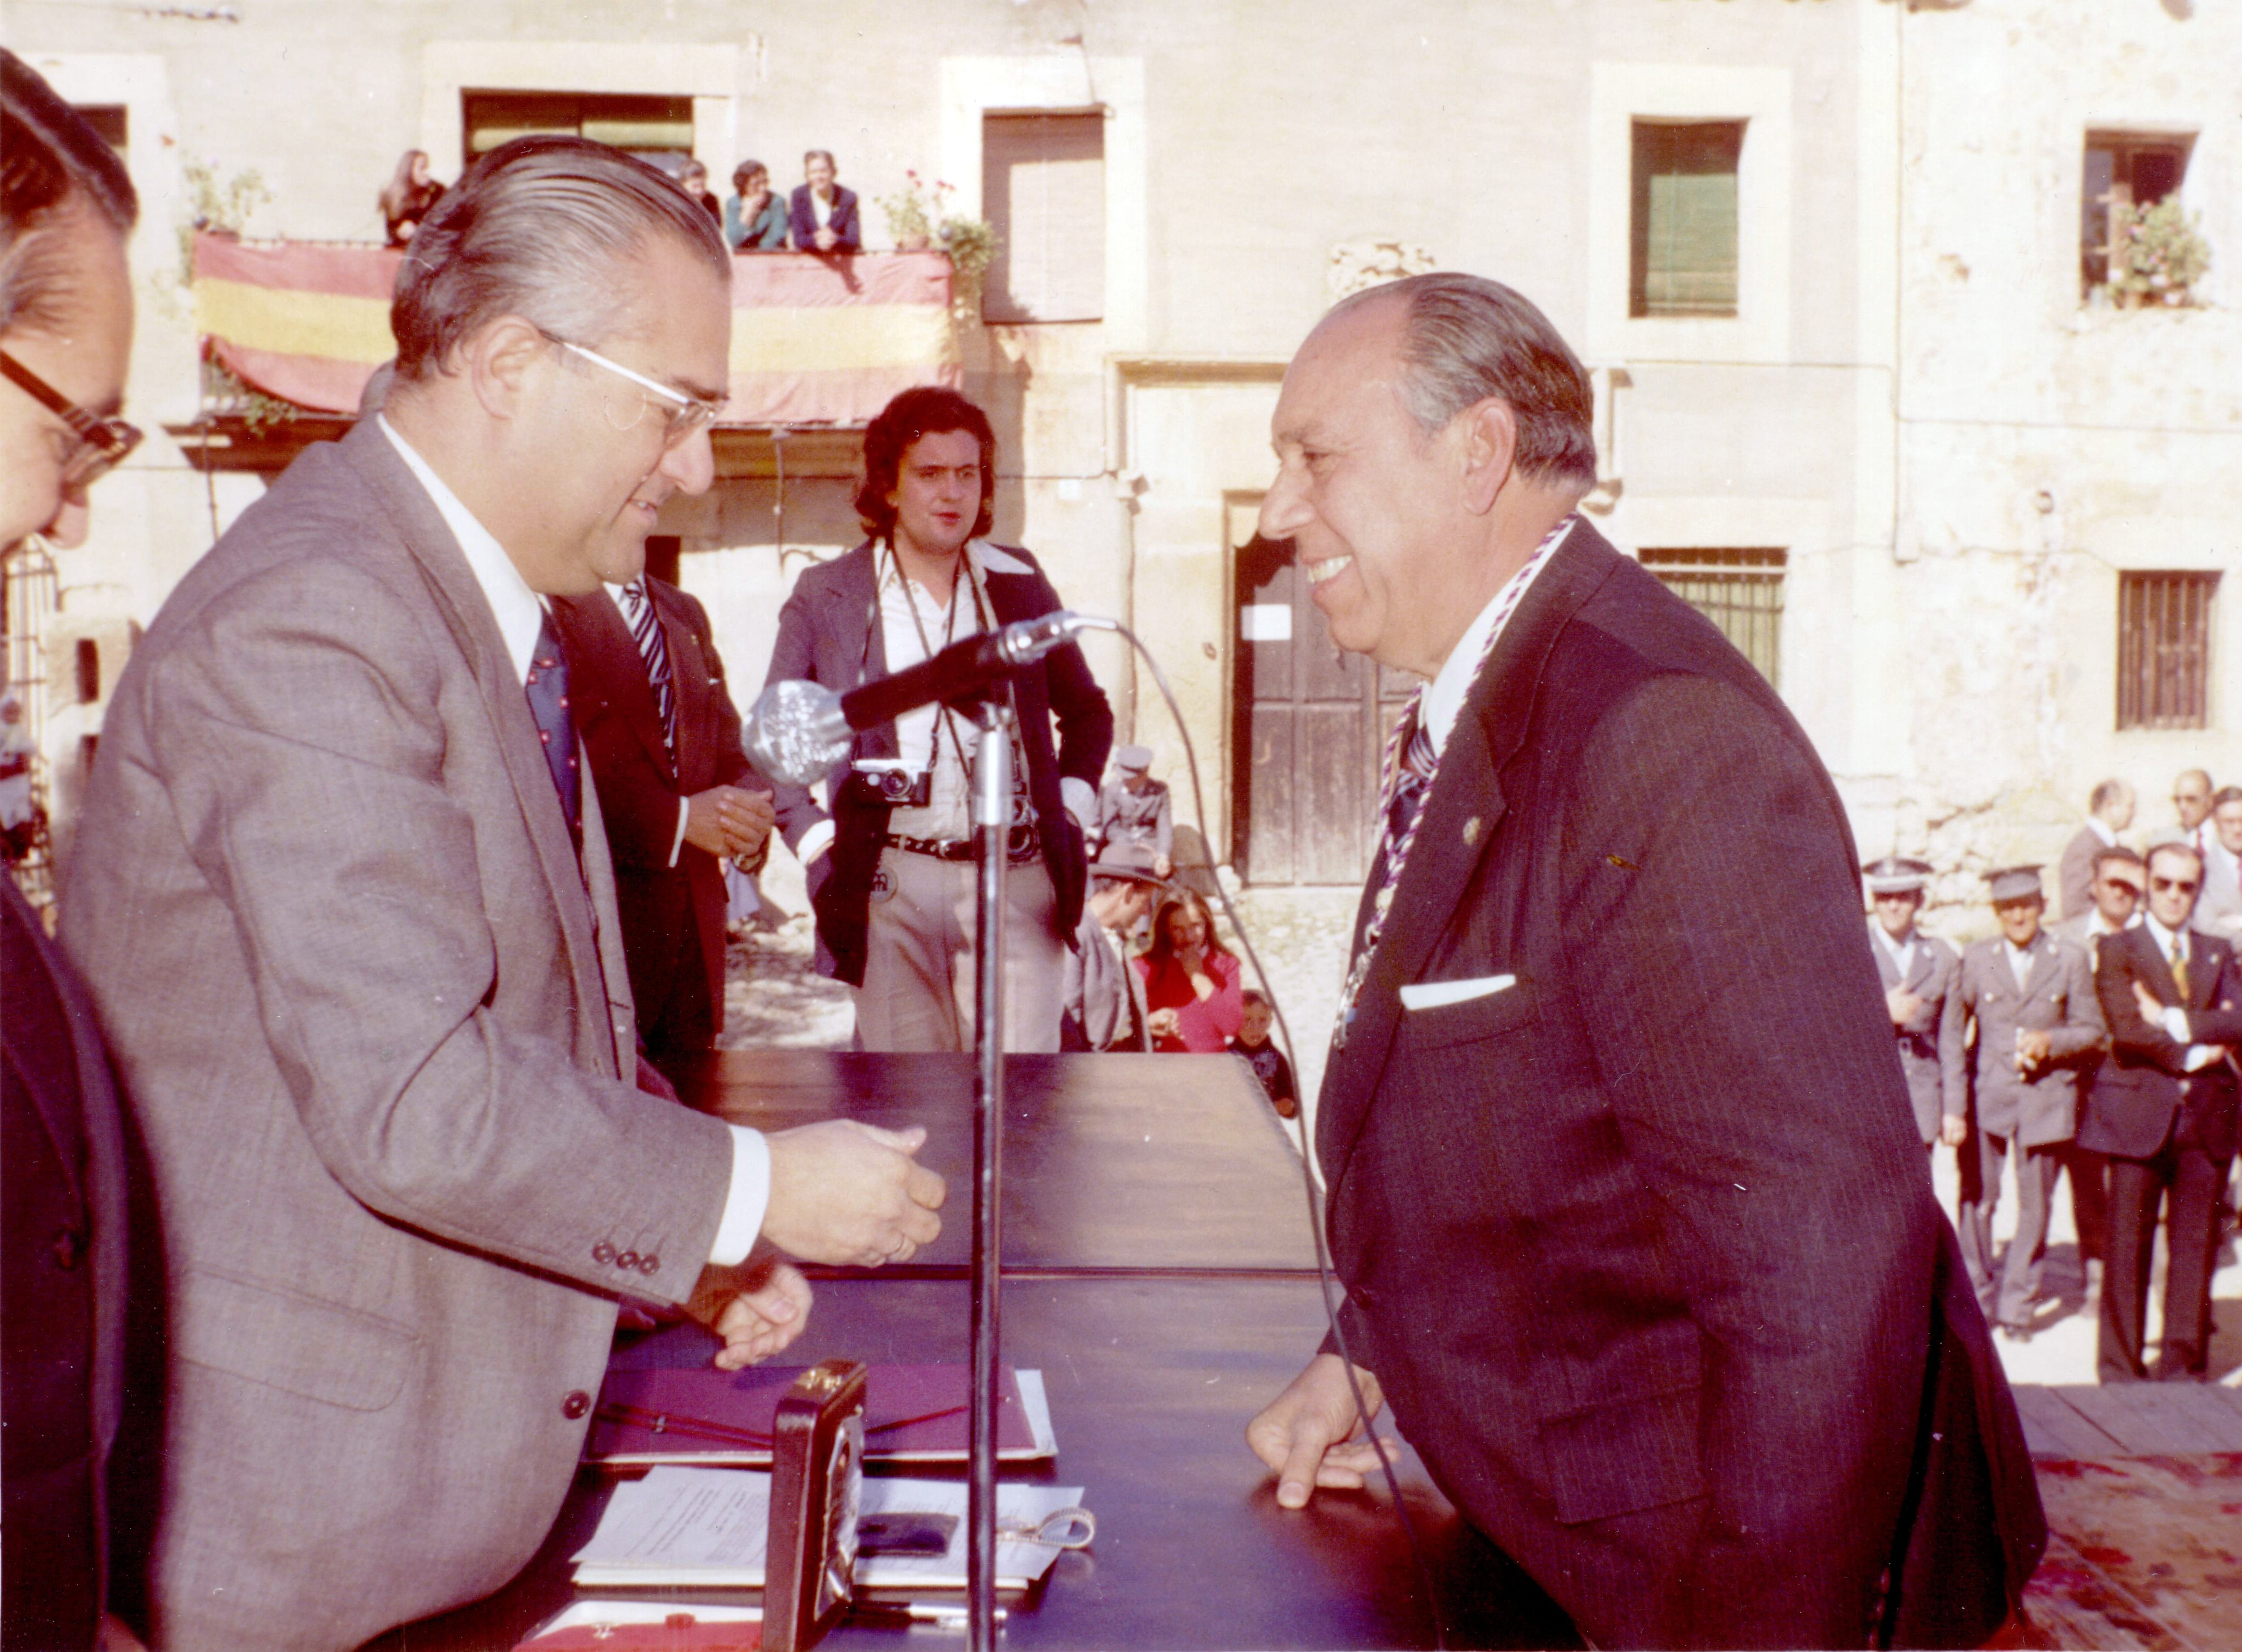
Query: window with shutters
461 91 695 167
1640 548 1785 689
2081 132 2192 298
1630 121 1743 318
2117 571 2217 731
982 111 1105 324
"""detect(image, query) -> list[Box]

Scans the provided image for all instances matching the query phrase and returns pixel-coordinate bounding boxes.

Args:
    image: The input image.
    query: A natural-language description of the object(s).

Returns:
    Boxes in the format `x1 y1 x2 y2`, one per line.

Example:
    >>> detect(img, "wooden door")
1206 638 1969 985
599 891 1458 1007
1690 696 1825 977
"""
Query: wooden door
1230 522 1412 885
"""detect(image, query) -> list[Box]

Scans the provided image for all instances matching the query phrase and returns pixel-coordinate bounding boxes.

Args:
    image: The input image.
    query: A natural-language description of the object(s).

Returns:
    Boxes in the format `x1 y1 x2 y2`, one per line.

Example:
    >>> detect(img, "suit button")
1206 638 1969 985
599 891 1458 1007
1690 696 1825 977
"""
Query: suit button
592 1242 617 1265
562 1390 591 1420
50 1227 84 1270
638 1254 660 1276
616 1249 639 1270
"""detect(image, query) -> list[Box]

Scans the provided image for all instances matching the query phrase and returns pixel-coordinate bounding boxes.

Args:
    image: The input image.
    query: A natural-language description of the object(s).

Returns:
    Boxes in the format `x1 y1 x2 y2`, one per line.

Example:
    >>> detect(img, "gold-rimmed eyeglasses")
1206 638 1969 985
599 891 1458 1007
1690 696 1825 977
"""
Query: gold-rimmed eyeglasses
539 331 726 445
1 349 143 489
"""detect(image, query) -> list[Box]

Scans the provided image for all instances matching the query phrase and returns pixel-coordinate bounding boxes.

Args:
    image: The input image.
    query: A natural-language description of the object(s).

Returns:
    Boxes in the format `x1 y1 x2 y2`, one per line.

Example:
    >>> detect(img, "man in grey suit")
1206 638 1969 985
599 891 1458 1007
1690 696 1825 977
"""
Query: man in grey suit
2057 777 2134 920
2190 785 2242 943
1941 866 2105 1339
1864 856 1964 1152
1242 274 2041 1649
60 138 944 1651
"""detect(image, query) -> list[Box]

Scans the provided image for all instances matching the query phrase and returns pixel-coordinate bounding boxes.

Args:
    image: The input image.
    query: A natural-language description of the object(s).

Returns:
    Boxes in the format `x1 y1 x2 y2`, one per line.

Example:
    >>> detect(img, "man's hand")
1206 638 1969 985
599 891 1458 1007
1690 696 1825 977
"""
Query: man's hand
689 1253 814 1370
1885 986 1923 1027
762 1120 945 1266
1246 1353 1390 1509
2133 979 2167 1023
2015 1027 2053 1068
1146 1007 1181 1041
1940 1112 1969 1147
813 226 839 251
686 786 776 860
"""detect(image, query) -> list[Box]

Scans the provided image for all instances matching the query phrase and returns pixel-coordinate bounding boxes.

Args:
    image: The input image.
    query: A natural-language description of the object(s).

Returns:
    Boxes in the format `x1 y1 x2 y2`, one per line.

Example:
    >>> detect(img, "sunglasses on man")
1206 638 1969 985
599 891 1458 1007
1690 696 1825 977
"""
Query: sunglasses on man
1 349 143 489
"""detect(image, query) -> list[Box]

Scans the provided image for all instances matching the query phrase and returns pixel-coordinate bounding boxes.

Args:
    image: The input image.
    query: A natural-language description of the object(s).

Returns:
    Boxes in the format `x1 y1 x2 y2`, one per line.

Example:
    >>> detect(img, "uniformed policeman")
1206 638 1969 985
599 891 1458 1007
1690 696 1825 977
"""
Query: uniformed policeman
1097 744 1173 878
1864 856 1964 1153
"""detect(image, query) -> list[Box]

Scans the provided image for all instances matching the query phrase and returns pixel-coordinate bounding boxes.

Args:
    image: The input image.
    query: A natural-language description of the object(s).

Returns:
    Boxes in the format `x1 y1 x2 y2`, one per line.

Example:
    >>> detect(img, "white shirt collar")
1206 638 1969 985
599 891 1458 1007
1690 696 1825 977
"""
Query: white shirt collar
2145 914 2190 958
874 538 1033 594
1873 921 1917 963
378 415 545 685
2086 816 2117 847
1421 517 1577 757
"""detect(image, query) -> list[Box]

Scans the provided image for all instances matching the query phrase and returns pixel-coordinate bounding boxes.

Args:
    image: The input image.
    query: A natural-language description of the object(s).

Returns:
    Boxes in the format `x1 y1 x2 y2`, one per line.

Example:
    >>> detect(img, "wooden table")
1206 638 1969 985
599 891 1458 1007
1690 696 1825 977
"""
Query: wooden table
371 1054 1579 1650
672 1051 1321 1275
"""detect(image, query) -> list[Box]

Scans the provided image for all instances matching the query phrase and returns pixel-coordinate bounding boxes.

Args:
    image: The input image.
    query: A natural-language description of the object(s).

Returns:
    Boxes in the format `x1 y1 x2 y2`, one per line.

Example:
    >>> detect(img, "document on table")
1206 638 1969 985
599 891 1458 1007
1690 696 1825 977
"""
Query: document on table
571 1467 1086 1594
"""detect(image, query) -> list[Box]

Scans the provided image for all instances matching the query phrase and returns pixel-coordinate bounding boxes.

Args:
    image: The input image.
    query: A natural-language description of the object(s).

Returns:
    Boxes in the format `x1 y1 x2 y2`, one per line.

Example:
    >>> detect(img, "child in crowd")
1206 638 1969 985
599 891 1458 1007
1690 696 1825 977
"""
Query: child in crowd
1229 990 1297 1119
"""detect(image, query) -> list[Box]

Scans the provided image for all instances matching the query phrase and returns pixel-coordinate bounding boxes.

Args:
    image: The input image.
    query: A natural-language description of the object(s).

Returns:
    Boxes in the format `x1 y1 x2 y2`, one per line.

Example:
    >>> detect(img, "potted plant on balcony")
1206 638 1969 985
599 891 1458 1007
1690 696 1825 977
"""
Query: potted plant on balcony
2102 197 2212 309
876 171 998 316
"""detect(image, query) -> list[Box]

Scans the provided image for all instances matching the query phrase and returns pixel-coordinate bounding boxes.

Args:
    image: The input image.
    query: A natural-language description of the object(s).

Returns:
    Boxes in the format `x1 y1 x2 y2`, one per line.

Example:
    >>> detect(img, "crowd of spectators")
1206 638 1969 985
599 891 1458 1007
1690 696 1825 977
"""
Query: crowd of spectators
1875 764 2242 1385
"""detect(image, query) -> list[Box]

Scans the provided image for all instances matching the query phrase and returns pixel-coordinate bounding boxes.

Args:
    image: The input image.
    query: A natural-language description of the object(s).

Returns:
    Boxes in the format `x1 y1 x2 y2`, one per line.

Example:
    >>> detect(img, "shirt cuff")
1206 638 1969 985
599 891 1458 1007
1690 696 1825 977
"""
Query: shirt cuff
2162 1006 2191 1043
668 797 691 869
797 818 836 865
708 1125 772 1266
2183 1043 2222 1073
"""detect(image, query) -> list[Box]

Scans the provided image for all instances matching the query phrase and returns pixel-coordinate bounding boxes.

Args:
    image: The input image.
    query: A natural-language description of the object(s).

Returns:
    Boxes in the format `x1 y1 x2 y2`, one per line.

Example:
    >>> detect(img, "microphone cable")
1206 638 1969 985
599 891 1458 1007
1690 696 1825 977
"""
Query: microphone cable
1106 620 1449 1651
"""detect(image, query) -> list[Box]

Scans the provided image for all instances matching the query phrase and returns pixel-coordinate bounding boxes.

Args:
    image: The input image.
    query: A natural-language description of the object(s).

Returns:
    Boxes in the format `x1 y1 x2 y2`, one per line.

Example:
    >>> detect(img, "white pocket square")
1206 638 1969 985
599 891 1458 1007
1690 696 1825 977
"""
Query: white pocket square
1399 974 1516 1010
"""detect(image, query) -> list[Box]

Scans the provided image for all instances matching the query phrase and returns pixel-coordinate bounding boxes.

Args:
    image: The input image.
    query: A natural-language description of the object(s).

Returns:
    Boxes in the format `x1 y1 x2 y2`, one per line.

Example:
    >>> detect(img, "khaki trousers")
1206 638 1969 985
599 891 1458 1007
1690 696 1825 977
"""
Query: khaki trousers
852 847 1061 1052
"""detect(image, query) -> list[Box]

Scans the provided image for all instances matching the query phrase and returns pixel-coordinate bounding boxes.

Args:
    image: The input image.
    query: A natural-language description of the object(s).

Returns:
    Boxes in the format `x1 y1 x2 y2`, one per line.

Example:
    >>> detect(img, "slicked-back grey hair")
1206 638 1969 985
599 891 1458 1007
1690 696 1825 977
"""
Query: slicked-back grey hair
1333 272 1597 490
2 47 140 336
391 134 729 383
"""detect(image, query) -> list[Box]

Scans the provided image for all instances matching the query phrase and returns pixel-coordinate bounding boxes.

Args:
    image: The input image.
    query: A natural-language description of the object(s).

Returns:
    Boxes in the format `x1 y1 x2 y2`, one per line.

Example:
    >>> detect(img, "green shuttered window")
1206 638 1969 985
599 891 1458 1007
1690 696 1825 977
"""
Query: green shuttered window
1630 120 1743 318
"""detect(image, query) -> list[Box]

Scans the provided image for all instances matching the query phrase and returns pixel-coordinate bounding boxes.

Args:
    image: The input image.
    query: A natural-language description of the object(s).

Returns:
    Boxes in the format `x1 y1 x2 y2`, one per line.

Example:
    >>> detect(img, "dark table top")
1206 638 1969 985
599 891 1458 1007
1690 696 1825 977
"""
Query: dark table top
374 1276 1579 1652
672 1051 1321 1275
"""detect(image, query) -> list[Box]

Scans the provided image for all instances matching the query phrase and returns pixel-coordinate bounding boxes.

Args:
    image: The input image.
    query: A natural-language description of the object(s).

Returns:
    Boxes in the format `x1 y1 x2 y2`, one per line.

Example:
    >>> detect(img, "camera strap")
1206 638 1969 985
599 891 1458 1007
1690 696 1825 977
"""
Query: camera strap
886 541 1031 831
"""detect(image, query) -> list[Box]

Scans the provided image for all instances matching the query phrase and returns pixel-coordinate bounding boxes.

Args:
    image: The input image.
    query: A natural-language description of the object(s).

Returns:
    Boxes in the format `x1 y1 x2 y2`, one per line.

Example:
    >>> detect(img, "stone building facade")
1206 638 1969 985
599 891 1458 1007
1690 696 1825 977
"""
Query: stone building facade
6 0 2236 924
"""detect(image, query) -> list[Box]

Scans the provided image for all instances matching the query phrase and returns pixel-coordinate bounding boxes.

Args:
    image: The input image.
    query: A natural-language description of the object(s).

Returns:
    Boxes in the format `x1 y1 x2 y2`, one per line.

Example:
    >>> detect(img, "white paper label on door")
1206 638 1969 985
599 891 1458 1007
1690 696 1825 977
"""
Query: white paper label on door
1239 604 1293 642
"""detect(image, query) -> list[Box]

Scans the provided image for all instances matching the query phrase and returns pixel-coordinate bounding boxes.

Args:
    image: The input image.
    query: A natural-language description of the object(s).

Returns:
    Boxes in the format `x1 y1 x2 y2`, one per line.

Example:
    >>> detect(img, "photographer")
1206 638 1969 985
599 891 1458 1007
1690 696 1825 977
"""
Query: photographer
760 387 1111 1051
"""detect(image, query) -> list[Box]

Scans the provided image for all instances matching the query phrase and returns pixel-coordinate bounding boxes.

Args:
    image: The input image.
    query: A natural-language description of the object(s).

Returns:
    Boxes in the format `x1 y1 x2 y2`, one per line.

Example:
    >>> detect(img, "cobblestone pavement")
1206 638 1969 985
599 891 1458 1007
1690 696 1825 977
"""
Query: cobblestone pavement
719 864 2239 1388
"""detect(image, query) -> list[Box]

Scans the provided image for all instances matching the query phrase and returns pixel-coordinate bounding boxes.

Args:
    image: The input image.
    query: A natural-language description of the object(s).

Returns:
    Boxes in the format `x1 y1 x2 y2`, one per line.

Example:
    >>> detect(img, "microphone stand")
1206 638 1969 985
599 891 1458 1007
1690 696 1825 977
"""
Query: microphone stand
965 691 1012 1652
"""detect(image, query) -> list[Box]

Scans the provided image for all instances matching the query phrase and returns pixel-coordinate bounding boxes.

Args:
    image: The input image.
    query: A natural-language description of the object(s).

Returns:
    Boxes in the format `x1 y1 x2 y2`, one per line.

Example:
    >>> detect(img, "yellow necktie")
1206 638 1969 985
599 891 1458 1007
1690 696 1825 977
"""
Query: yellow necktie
2171 941 2191 1002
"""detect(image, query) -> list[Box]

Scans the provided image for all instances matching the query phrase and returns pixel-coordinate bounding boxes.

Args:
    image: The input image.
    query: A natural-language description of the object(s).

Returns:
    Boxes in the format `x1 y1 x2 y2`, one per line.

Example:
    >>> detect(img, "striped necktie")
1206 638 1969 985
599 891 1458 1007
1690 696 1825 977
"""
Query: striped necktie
619 578 677 755
525 610 581 844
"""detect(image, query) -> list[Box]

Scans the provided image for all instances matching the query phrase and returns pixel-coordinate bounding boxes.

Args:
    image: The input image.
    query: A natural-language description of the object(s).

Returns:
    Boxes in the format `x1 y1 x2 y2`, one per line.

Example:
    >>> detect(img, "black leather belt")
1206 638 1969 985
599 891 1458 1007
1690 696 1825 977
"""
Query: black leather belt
887 825 1040 864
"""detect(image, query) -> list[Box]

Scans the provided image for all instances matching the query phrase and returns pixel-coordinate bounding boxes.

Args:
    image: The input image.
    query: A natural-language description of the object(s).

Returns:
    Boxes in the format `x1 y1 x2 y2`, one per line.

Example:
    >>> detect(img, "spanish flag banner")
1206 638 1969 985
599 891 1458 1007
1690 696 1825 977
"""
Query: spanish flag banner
192 233 960 424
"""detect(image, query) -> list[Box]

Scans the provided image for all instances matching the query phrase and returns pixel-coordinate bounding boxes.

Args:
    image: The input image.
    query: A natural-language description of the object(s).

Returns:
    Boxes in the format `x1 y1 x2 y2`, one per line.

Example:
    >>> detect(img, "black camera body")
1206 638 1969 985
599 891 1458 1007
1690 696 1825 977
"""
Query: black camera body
847 761 932 810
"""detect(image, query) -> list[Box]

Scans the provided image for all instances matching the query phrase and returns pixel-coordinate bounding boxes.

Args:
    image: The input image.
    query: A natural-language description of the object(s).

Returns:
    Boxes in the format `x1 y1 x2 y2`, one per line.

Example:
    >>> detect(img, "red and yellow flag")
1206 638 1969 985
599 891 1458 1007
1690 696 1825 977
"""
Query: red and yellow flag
192 233 959 424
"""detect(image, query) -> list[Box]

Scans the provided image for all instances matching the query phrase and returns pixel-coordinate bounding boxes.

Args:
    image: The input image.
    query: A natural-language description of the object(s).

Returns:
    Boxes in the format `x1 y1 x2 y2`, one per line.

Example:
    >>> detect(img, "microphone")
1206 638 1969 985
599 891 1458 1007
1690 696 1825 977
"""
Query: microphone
744 611 1116 786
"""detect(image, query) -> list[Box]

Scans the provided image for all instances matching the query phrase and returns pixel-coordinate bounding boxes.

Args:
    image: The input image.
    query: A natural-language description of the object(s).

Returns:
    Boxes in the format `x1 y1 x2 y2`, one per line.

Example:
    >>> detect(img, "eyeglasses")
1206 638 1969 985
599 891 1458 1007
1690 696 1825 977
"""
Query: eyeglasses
0 349 143 490
539 332 726 445
2151 876 2200 894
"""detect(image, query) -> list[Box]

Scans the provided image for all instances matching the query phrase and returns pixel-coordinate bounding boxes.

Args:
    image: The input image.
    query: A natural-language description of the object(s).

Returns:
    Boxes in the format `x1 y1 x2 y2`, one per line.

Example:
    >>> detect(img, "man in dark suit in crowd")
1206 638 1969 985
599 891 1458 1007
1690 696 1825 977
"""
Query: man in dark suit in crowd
2081 840 2242 1381
0 49 145 1651
1865 855 1965 1154
2058 777 2134 920
551 574 774 1077
760 386 1111 1051
1942 867 2105 1340
1242 273 2041 1649
2052 844 2146 1288
789 148 861 253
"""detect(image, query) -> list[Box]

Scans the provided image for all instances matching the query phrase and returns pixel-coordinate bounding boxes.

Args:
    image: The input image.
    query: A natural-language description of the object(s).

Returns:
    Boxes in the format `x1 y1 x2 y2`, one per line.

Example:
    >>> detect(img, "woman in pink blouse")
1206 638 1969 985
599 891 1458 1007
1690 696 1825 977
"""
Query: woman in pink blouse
1134 890 1244 1053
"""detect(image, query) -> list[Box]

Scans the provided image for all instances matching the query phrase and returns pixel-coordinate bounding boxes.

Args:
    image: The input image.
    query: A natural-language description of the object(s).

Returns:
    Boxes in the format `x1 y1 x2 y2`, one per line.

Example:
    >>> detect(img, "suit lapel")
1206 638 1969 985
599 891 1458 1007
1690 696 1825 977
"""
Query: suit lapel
655 585 710 790
1317 525 1620 1190
339 423 613 1067
830 547 900 762
571 589 677 785
2020 934 2059 1001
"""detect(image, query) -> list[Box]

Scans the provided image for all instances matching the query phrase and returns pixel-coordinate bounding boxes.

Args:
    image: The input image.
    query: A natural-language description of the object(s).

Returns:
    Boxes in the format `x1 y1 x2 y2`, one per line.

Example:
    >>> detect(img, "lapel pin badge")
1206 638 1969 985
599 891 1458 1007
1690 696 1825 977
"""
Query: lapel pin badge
1462 815 1482 845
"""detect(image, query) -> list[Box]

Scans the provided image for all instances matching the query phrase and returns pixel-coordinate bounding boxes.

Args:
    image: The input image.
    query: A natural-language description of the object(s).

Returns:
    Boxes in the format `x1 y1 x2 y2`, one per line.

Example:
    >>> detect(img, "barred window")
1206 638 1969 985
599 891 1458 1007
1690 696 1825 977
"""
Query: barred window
1640 547 1785 689
2117 570 2216 731
1630 121 1743 318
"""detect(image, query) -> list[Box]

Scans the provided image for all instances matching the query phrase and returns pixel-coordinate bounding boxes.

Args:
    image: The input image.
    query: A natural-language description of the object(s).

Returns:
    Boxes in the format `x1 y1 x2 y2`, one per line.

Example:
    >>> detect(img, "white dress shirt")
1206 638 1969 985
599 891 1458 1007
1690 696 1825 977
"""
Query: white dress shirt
379 416 768 1265
1421 518 1577 758
1873 921 1919 981
2142 913 2223 1071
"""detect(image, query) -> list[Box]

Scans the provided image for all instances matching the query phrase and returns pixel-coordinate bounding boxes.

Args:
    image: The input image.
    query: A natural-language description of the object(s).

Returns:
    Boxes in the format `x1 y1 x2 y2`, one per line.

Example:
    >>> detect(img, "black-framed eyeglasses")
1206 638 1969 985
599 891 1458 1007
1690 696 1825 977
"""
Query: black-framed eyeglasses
2151 876 2200 894
0 349 142 489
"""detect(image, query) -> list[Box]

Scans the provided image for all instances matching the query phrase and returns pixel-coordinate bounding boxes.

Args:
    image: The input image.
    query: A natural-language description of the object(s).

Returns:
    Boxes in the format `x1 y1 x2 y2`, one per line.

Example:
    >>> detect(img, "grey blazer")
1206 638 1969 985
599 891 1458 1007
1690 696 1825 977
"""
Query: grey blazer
1870 923 1962 1144
1941 931 2105 1146
61 421 737 1651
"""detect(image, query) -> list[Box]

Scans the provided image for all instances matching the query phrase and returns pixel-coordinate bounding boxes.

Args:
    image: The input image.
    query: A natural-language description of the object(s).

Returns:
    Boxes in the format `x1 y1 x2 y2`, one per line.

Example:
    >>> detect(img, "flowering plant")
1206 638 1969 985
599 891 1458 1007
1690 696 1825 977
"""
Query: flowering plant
877 170 999 312
2102 197 2212 308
